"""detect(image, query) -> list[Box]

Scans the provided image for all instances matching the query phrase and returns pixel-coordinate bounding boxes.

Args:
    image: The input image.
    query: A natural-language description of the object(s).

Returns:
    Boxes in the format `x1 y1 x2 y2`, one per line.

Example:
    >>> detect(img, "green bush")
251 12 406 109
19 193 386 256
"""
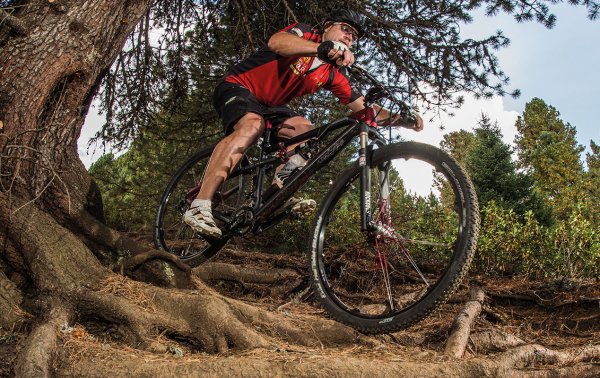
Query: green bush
475 201 599 280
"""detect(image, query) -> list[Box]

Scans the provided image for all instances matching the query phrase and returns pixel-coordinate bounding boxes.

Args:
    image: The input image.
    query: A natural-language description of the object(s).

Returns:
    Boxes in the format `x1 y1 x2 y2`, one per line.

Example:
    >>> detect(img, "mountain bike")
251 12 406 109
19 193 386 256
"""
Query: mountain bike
154 65 480 334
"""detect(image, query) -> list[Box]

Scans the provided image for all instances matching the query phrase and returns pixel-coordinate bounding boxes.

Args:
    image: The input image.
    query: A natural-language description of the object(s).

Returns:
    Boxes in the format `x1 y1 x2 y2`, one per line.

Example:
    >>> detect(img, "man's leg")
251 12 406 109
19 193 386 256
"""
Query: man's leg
184 112 265 237
198 112 265 199
274 116 313 180
272 116 317 216
277 116 313 143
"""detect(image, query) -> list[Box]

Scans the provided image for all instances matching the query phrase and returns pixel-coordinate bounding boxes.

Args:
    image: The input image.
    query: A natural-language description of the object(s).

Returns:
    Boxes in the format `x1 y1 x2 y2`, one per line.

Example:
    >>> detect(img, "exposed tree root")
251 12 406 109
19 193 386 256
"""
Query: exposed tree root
194 262 299 284
73 209 146 256
15 302 71 377
469 328 526 354
57 341 600 377
496 344 600 369
73 209 192 286
524 364 600 377
444 287 485 358
488 289 600 309
194 262 303 297
122 250 192 289
75 274 364 353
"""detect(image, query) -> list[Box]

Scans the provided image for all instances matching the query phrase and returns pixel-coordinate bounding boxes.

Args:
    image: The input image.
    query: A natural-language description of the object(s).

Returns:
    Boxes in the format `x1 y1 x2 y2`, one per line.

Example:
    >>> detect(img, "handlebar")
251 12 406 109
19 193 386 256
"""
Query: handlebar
349 64 419 126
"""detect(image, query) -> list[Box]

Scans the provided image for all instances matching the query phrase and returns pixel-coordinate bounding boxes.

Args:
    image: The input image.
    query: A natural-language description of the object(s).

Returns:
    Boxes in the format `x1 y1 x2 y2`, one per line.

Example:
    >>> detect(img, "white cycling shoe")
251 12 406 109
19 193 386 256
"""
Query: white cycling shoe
286 197 317 217
183 200 222 238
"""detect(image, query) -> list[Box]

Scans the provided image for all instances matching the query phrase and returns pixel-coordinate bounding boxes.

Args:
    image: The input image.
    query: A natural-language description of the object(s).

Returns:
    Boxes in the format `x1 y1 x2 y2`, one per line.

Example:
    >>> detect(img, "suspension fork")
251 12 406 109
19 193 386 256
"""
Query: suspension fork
252 120 273 208
360 123 376 232
377 159 392 223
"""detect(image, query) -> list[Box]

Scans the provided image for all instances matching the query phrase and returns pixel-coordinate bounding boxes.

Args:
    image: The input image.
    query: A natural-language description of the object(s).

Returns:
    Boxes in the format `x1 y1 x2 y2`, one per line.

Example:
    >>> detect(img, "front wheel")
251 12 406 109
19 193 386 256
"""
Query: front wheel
310 142 480 333
154 145 252 267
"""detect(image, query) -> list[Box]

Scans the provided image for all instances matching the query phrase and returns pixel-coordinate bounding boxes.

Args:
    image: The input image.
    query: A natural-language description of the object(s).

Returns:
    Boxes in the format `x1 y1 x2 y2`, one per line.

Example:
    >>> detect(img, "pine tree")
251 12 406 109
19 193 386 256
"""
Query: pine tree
466 114 551 222
514 98 585 219
440 129 477 166
584 140 600 226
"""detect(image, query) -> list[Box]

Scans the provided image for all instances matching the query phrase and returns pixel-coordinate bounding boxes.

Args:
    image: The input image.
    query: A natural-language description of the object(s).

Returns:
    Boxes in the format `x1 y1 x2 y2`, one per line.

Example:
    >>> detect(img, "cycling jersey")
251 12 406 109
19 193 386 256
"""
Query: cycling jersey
223 23 362 106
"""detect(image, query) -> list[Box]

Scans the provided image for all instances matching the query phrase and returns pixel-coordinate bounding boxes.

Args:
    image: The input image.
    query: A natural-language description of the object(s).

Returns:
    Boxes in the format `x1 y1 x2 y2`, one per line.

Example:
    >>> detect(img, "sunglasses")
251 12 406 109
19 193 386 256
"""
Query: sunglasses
334 22 360 41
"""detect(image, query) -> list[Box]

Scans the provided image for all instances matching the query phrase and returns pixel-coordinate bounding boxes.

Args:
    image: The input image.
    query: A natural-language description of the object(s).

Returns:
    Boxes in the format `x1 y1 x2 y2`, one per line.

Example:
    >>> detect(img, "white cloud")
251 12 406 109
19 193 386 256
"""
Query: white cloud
396 94 520 196
409 94 520 148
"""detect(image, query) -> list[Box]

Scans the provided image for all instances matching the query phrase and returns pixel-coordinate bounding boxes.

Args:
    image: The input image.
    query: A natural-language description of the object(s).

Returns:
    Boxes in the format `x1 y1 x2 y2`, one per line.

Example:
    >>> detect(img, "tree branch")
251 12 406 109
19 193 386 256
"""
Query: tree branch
444 287 485 358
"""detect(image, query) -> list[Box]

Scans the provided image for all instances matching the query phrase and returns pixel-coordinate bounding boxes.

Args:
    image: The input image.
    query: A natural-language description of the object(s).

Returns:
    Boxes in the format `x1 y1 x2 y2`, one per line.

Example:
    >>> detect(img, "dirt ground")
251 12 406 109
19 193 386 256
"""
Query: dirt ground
1 245 598 377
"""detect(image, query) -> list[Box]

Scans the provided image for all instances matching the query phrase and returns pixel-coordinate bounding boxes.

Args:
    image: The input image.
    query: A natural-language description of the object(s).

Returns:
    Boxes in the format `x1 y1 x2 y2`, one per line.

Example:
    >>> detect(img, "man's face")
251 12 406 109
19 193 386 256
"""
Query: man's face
323 22 359 48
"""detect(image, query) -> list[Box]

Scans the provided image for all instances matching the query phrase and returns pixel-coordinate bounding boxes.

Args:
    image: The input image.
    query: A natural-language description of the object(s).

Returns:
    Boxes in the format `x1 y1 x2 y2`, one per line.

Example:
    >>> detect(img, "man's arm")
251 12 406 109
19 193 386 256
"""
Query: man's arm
268 31 355 66
267 32 319 57
347 97 424 131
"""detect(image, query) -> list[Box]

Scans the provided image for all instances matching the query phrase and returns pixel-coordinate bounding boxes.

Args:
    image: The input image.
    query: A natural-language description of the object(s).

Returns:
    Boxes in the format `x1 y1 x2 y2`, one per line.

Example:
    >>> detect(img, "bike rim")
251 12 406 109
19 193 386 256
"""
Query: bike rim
317 154 467 319
158 154 249 261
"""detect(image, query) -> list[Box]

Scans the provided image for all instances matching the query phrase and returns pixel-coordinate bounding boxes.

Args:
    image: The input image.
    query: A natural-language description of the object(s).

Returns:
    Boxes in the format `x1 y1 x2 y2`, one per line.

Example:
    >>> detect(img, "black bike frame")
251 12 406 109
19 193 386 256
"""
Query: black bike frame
227 116 387 234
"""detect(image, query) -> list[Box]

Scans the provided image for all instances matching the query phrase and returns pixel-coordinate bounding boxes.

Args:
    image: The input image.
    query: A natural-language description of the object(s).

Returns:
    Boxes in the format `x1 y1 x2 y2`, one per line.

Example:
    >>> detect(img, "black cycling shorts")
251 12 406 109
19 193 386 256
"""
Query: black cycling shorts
213 81 299 135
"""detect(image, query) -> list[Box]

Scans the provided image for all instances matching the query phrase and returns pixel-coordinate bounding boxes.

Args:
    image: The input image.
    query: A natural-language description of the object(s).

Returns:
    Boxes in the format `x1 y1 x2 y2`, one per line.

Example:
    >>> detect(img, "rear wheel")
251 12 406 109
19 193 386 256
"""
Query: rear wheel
310 142 480 333
154 145 252 267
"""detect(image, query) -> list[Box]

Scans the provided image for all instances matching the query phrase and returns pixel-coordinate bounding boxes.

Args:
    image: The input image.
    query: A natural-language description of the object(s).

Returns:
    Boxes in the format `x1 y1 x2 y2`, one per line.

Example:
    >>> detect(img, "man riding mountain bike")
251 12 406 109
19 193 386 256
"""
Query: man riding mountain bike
184 9 424 238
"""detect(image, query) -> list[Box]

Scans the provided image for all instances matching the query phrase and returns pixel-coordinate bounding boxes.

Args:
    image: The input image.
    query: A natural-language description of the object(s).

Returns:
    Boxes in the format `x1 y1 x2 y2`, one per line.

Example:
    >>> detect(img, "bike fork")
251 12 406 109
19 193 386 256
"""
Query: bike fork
359 123 375 232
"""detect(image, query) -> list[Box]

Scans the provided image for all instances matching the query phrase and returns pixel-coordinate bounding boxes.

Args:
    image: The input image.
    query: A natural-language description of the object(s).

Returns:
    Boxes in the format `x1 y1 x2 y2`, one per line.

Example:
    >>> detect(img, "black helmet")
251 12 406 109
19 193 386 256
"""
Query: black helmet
324 9 365 38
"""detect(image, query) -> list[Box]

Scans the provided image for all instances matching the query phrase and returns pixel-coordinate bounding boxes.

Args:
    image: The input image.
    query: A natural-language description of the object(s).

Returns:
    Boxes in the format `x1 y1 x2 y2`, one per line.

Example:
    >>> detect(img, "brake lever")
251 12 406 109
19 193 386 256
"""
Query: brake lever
364 85 387 105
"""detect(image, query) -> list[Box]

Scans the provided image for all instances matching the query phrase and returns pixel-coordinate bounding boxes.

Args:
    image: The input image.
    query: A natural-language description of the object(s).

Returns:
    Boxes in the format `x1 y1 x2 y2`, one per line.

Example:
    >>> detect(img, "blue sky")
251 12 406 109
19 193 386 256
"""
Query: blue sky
79 4 599 168
418 4 599 152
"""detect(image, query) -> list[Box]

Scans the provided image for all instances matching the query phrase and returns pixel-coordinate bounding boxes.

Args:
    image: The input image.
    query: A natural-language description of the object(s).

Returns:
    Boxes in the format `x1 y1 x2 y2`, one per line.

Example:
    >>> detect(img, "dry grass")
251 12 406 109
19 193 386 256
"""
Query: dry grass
59 245 598 371
96 274 156 311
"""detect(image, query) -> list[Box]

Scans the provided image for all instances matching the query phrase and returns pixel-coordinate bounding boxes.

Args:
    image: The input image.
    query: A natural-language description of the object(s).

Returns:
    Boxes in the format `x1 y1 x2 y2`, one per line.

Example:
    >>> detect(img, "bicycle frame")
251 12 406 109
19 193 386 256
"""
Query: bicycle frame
226 115 388 235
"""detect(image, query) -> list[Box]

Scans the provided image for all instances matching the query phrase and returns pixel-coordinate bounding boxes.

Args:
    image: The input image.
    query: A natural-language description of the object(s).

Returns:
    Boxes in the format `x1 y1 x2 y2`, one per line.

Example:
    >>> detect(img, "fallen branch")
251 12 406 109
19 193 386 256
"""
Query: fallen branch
444 287 485 358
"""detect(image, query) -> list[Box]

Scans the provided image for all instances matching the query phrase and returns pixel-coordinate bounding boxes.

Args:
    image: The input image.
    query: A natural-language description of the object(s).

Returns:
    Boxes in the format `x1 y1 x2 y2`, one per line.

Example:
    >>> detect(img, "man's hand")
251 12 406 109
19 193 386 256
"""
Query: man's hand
407 113 424 131
317 41 355 66
370 103 424 131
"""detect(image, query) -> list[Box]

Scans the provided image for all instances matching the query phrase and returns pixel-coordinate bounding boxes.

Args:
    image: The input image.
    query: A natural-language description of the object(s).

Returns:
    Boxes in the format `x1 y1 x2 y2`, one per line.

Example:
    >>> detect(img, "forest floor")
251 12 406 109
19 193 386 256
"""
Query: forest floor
1 241 598 377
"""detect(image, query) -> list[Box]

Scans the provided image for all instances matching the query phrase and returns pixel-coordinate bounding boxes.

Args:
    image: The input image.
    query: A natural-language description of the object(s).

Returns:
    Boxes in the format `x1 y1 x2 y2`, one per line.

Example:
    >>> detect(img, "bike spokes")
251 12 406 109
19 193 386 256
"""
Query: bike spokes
316 149 472 321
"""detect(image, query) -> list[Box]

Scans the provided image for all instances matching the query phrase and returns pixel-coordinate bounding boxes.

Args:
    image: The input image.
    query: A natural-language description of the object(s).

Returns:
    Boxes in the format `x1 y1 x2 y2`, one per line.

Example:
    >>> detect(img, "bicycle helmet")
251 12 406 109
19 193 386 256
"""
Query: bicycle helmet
323 9 366 38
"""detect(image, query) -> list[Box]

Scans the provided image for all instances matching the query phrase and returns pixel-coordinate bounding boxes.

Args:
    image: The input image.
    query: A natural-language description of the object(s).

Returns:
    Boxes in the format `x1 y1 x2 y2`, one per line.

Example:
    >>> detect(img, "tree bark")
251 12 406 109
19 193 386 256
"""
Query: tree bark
0 0 152 218
444 287 485 358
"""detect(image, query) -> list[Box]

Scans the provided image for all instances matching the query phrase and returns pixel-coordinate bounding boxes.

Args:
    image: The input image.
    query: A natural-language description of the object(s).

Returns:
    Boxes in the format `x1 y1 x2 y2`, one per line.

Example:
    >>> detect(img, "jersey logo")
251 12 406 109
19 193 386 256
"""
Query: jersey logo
290 57 312 76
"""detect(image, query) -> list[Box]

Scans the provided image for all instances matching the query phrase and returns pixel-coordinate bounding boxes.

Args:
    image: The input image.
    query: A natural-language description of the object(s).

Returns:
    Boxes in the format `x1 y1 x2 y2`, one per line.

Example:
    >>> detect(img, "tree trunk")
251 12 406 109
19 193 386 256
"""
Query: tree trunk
0 0 151 218
1 2 599 376
0 4 367 375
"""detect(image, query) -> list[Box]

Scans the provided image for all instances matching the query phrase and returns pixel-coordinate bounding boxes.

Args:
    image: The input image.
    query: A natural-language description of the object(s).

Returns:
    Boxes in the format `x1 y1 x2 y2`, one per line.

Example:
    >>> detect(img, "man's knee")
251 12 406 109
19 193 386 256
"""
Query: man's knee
279 116 313 138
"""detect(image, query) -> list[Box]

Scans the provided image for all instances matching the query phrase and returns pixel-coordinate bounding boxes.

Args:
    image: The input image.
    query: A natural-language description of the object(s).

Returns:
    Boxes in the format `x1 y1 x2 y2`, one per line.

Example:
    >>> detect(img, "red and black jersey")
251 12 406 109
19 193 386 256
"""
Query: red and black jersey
223 23 362 106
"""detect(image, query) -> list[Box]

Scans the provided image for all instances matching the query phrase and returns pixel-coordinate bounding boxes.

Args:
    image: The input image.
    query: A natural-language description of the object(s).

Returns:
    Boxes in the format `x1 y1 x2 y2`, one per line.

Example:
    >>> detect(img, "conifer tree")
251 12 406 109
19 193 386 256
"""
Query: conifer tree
584 140 600 226
467 114 550 222
514 98 585 219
